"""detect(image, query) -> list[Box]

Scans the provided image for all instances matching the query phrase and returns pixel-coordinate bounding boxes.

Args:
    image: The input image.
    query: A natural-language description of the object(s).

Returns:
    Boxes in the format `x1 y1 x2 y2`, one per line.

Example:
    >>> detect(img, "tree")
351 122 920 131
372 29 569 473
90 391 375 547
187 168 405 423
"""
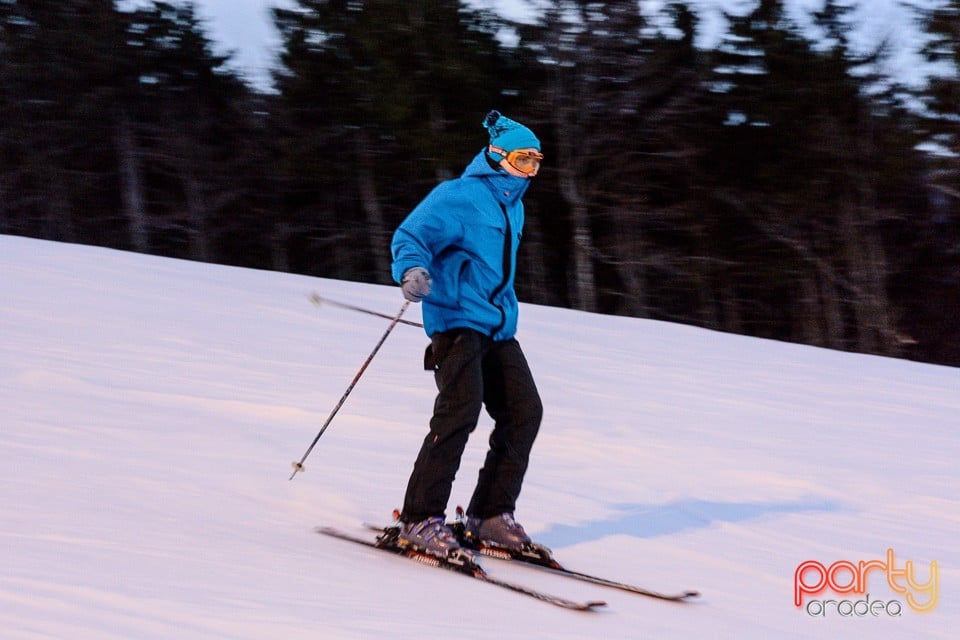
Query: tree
693 0 913 354
909 0 960 364
0 0 131 244
917 0 959 195
0 0 259 261
271 0 511 282
518 1 711 314
122 1 258 262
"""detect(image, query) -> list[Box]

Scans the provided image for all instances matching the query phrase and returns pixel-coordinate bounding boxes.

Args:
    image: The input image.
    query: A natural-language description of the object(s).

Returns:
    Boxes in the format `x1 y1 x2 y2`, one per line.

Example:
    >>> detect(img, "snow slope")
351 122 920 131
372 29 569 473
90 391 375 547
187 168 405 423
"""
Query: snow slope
1 234 957 639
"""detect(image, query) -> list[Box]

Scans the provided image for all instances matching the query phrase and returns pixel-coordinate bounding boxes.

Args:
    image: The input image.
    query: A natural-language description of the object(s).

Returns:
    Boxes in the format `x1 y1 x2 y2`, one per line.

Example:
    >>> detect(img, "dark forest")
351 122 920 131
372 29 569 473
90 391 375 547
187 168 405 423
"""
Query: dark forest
2 1 958 365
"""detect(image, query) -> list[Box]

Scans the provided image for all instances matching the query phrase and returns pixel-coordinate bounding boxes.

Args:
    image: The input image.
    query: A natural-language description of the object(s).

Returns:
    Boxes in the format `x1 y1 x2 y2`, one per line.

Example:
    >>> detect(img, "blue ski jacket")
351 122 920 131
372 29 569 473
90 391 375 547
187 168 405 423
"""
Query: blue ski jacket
391 150 532 341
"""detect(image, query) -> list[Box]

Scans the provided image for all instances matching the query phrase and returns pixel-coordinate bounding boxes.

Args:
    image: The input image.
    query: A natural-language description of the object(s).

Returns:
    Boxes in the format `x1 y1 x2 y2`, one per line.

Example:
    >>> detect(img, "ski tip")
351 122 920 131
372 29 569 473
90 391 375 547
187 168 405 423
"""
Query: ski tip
586 600 608 610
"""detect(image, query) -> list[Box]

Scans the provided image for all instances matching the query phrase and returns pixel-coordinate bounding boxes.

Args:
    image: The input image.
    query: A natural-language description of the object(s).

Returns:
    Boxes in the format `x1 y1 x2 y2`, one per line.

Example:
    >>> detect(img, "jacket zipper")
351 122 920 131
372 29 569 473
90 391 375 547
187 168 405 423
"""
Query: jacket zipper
488 203 512 338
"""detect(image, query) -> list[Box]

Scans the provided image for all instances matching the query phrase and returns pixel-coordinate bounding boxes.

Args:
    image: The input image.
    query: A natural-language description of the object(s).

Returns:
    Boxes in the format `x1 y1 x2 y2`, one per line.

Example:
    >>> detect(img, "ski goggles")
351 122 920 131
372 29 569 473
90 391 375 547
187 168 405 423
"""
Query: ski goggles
489 145 543 176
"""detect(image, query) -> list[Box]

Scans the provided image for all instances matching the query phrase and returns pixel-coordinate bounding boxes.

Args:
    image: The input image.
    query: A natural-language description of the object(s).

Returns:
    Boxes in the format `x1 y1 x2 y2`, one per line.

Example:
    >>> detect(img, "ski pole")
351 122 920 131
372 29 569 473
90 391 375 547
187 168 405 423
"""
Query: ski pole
309 292 423 328
289 300 411 480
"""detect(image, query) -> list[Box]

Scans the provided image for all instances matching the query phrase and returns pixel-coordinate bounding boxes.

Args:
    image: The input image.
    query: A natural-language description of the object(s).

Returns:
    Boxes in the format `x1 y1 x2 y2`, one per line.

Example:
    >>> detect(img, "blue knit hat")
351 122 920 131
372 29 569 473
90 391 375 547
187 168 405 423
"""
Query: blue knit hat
482 110 540 152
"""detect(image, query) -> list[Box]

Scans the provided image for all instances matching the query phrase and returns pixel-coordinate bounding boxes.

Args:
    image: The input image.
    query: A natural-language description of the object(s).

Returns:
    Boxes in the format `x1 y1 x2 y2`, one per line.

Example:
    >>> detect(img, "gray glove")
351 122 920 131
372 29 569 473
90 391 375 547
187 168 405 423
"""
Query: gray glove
401 267 432 302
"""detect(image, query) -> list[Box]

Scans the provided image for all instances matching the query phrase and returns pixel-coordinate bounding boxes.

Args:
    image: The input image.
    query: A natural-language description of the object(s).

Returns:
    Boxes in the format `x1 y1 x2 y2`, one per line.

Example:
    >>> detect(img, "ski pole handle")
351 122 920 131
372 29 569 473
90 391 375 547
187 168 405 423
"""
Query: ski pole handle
290 300 411 480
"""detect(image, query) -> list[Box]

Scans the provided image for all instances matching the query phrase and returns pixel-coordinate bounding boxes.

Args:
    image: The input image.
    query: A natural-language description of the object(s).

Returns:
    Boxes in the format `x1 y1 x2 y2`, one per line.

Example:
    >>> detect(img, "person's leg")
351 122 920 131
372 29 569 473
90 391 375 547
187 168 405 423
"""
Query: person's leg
401 329 488 522
466 338 542 519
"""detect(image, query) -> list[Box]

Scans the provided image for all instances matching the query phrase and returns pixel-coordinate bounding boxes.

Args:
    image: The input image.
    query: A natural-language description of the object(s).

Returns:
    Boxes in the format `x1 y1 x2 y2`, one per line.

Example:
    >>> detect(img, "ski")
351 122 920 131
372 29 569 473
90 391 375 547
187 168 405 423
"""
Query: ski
460 539 700 602
365 517 700 603
317 526 607 612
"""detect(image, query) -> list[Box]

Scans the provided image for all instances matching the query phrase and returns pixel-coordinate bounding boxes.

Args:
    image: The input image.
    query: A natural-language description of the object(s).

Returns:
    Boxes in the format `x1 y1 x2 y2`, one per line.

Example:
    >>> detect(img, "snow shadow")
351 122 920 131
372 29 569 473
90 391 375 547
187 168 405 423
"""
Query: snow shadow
537 498 840 548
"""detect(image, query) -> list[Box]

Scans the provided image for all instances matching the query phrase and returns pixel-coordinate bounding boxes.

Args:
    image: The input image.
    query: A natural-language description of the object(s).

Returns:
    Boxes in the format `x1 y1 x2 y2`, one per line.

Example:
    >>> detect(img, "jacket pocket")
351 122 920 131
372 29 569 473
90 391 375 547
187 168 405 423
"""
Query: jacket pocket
425 250 467 311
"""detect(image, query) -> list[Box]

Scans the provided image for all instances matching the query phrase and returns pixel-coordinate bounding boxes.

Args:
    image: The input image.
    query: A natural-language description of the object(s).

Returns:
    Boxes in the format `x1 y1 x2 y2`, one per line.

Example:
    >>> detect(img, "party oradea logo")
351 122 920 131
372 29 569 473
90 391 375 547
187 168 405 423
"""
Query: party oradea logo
794 549 938 617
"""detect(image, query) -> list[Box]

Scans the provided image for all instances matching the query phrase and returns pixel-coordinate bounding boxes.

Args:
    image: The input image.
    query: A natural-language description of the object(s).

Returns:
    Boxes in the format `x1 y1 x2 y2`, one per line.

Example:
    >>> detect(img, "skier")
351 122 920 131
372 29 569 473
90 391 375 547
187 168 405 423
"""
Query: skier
390 110 544 558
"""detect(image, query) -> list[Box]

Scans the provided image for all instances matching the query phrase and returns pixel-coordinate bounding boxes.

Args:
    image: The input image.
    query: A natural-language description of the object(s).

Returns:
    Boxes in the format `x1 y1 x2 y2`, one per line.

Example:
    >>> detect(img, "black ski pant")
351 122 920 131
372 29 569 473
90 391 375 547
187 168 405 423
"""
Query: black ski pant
401 328 542 523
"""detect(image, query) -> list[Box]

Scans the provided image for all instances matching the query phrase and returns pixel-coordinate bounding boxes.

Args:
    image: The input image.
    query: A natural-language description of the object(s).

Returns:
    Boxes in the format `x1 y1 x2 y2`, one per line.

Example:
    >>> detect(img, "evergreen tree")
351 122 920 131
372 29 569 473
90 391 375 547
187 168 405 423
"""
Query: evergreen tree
917 0 959 180
0 1 259 261
122 1 259 262
517 1 710 314
909 0 960 364
697 0 910 355
271 0 511 281
0 0 132 244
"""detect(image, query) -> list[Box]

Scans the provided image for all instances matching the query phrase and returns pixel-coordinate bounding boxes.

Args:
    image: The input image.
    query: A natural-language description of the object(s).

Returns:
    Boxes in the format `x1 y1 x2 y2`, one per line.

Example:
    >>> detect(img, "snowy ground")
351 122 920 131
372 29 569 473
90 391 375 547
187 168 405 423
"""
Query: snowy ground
1 234 957 639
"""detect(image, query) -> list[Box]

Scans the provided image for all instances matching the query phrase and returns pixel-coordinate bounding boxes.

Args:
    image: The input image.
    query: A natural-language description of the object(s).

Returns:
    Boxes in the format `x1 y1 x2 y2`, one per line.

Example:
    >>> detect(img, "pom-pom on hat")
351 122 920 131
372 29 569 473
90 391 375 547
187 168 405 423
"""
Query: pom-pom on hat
482 110 540 152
